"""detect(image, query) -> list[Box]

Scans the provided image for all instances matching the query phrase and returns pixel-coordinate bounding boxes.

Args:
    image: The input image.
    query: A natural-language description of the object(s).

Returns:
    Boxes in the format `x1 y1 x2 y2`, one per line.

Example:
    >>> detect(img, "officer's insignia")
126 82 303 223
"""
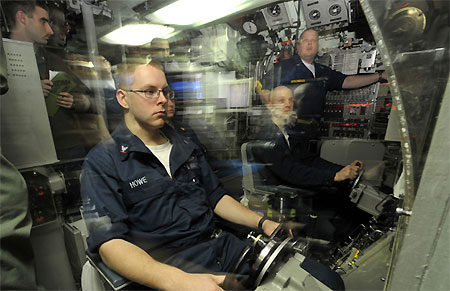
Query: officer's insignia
120 145 129 153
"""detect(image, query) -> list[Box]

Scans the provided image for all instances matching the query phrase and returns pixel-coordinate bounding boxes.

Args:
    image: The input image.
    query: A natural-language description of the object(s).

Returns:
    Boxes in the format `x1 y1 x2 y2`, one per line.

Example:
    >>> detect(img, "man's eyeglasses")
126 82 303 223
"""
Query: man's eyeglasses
125 89 175 100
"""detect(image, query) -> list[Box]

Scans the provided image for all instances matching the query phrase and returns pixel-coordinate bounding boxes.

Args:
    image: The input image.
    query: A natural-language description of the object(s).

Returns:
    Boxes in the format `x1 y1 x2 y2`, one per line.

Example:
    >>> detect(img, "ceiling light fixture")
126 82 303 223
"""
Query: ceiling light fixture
100 24 174 46
148 0 253 26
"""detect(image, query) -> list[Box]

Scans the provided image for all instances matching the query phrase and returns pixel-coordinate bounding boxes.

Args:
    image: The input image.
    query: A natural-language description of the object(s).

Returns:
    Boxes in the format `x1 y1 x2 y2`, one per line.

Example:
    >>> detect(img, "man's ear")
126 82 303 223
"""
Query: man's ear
16 10 28 26
116 89 129 109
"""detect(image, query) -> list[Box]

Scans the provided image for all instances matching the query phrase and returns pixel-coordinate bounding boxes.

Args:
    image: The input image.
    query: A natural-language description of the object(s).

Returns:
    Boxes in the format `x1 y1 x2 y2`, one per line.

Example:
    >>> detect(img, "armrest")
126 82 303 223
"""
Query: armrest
86 250 130 291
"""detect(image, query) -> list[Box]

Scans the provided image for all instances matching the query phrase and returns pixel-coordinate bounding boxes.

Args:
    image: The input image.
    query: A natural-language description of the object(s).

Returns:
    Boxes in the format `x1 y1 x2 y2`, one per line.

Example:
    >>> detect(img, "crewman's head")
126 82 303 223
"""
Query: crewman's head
267 86 294 121
167 96 175 119
297 28 319 63
149 38 170 58
5 0 53 44
116 61 173 130
48 5 68 47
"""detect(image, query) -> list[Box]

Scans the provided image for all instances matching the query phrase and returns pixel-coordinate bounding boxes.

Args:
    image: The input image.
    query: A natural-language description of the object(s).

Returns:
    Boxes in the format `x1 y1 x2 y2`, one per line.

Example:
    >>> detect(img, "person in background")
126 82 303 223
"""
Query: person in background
255 85 368 242
165 96 204 151
257 85 362 187
262 28 387 119
149 38 180 71
4 1 56 101
149 38 170 59
41 4 95 159
5 1 105 159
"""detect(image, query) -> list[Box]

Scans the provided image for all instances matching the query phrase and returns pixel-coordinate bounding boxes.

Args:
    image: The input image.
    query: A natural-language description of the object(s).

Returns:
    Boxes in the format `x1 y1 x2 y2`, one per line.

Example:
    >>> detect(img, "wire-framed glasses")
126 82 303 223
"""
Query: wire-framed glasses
125 88 175 100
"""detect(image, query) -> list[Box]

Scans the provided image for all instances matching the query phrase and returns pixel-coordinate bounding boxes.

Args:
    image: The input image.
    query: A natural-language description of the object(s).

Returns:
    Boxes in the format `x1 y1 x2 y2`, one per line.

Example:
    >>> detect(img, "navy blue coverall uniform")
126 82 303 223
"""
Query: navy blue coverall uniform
254 120 368 245
80 122 248 289
262 55 347 118
255 121 343 188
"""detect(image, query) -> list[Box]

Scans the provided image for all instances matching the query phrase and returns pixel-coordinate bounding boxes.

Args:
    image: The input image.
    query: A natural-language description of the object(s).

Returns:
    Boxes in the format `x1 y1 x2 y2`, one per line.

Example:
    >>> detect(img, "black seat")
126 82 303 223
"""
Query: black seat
241 141 317 198
85 249 130 291
80 206 130 290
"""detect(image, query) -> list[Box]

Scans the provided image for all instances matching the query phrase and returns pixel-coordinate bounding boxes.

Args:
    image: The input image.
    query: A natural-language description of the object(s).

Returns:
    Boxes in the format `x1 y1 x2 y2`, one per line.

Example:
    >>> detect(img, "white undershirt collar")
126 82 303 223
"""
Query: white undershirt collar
301 58 316 78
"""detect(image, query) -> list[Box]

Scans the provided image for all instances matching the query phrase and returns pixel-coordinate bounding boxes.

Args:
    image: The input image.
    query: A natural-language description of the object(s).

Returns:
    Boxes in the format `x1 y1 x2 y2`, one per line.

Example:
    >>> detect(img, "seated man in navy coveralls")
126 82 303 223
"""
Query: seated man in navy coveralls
255 85 366 241
80 61 282 290
257 85 362 187
261 28 387 119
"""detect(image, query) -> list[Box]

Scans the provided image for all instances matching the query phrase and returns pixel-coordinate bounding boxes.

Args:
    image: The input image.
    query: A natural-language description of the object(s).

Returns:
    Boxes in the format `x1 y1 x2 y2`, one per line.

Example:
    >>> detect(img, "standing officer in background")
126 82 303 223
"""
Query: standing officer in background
149 37 180 71
262 28 387 118
5 1 108 159
4 1 59 101
81 61 281 290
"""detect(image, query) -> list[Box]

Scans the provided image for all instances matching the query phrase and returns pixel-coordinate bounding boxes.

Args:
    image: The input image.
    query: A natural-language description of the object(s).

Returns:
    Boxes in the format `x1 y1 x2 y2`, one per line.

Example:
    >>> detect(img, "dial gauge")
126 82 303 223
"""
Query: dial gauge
243 21 258 34
267 5 281 17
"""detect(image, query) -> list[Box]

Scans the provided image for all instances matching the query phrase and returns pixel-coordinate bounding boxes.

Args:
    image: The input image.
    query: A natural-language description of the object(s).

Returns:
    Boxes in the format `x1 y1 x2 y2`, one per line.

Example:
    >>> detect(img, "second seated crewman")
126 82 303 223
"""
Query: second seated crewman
257 85 363 188
255 85 366 241
262 28 387 119
165 95 204 150
80 61 281 290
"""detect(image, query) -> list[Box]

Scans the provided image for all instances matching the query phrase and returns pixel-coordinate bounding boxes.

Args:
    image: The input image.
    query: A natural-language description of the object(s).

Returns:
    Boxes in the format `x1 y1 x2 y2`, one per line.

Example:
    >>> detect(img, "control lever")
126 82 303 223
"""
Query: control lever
351 162 364 190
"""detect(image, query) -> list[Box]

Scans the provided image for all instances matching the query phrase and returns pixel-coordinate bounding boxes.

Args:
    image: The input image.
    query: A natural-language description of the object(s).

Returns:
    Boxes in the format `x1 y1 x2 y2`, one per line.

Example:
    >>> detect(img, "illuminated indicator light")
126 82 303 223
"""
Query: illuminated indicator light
402 2 410 7
343 103 374 107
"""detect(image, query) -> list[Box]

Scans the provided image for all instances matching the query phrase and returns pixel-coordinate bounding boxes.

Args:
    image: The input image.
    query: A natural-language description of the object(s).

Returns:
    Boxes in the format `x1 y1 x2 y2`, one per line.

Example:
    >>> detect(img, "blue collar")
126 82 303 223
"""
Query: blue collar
111 122 197 170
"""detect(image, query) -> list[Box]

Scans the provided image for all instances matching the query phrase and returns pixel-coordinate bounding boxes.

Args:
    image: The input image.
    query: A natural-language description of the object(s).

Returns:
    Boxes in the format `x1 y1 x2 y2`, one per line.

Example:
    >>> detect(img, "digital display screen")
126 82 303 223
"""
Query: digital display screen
168 80 203 99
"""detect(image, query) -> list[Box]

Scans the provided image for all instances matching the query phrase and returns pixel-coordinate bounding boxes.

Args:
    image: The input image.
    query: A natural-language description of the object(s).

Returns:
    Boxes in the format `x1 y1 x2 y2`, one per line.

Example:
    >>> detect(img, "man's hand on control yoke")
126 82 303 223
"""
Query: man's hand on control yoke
334 160 363 182
262 219 280 236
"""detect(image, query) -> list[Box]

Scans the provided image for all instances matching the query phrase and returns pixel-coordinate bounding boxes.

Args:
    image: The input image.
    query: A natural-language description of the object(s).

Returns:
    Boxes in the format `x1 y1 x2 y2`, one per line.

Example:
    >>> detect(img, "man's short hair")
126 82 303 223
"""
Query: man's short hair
3 0 49 28
117 60 165 90
150 38 169 49
299 28 319 40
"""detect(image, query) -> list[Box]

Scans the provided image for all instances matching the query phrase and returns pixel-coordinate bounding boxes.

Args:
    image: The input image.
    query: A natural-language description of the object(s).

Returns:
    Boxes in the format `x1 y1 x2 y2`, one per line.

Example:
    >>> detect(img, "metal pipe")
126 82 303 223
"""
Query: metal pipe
81 0 106 120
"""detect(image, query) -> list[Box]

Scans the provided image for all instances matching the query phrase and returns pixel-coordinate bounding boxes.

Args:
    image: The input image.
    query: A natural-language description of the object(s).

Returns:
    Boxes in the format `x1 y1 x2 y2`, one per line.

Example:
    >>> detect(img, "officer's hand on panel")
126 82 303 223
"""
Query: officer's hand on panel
174 273 225 291
41 79 53 96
